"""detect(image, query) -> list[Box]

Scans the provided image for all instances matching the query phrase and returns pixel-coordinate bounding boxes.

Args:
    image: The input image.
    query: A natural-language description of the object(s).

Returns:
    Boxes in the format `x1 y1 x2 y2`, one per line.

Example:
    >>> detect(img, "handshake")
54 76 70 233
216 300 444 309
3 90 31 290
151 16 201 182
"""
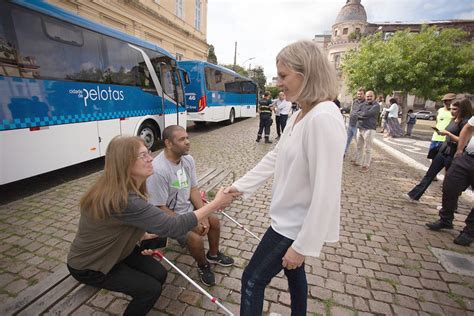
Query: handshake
208 186 242 211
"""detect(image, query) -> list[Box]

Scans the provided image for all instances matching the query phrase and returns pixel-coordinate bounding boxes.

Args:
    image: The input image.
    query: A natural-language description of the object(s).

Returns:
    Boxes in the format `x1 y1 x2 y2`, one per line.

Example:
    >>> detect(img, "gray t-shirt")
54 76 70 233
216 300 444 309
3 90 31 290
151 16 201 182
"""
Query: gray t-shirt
147 152 198 215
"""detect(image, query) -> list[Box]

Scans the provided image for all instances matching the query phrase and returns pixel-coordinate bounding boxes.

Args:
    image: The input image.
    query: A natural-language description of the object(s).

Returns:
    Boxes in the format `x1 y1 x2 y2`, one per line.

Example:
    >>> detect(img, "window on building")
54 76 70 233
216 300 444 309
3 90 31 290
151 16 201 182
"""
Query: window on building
334 54 341 69
175 52 183 61
176 0 183 19
355 27 360 33
342 28 348 35
334 29 338 36
195 0 201 30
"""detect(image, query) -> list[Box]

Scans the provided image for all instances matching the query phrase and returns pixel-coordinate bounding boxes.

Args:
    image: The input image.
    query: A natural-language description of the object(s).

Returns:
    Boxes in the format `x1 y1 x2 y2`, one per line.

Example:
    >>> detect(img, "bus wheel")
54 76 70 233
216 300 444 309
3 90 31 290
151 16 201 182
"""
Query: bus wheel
227 108 235 125
138 122 159 151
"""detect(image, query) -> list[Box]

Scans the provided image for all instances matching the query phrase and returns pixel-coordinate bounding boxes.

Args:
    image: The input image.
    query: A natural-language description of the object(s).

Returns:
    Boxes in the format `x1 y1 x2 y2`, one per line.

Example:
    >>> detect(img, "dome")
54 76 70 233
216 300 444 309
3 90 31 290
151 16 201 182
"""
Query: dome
335 0 367 24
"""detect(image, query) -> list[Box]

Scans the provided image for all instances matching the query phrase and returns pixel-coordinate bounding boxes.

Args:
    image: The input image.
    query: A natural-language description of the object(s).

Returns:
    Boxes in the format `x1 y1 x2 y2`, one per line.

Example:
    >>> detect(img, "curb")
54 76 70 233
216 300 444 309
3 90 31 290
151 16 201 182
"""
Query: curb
373 138 474 201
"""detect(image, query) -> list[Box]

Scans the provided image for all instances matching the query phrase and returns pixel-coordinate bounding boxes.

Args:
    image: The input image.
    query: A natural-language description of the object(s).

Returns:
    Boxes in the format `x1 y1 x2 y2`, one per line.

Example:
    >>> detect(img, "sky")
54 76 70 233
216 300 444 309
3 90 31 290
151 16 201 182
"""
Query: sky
207 0 474 83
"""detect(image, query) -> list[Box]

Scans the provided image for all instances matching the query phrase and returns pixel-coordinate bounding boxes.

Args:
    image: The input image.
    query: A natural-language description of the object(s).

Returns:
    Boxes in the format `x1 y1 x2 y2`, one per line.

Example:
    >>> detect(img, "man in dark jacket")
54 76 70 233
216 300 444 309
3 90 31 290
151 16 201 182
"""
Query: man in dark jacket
256 91 274 143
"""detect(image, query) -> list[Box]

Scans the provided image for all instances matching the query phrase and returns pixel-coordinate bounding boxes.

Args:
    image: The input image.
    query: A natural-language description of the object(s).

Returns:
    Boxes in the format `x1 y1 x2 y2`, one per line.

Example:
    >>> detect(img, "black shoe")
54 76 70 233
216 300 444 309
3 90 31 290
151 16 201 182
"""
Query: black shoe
256 136 261 142
426 220 453 231
197 263 215 286
206 251 234 267
453 232 474 246
264 139 272 144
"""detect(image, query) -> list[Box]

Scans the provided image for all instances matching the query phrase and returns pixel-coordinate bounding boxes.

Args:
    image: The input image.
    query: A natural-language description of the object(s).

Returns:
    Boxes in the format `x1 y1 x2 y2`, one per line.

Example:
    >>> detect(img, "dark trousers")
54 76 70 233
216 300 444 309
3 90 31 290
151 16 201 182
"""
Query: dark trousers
257 113 271 138
408 152 453 200
275 114 289 137
240 226 307 315
439 154 474 236
68 246 167 316
275 115 281 137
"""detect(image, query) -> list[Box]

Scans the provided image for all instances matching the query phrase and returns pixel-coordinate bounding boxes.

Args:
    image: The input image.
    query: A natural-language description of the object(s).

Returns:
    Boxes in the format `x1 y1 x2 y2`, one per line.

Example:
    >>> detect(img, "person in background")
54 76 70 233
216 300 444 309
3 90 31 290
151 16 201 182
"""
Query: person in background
404 98 472 202
406 109 417 136
272 91 292 139
344 88 365 155
256 91 274 143
226 40 345 315
384 98 404 138
67 136 236 315
352 90 380 172
427 93 455 159
426 116 474 246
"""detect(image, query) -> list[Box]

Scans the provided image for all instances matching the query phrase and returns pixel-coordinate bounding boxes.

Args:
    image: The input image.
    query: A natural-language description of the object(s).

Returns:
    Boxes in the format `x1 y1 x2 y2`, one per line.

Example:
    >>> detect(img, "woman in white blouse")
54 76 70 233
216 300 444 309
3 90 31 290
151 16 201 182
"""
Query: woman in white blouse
224 40 346 314
384 97 404 137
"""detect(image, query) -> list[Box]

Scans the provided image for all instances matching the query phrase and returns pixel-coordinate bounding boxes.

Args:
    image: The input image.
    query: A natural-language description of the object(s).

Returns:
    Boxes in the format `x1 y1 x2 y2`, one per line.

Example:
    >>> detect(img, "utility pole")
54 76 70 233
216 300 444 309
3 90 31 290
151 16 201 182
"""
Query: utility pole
233 41 237 70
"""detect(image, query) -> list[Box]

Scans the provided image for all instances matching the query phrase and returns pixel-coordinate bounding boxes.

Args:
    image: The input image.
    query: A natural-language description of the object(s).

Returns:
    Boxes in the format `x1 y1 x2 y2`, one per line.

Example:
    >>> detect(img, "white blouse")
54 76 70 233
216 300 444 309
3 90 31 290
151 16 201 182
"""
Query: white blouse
233 101 346 257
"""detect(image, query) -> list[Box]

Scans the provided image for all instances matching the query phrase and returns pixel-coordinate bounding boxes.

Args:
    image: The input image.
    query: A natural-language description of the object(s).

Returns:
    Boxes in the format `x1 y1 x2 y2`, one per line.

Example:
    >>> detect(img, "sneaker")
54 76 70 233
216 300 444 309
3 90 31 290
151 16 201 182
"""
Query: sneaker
197 263 215 286
425 220 453 231
402 194 418 203
206 251 234 267
453 232 474 246
264 139 273 144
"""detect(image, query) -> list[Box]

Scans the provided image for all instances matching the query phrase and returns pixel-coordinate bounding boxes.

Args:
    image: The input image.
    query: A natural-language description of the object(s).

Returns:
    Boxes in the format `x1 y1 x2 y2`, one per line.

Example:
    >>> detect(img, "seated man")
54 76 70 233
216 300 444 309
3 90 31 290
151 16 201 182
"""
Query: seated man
147 125 234 286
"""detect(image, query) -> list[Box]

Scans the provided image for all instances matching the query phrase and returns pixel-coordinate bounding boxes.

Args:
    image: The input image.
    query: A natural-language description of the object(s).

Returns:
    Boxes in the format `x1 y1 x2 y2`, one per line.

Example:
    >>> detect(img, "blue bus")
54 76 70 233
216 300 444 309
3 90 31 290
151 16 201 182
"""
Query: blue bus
178 61 257 125
0 0 187 184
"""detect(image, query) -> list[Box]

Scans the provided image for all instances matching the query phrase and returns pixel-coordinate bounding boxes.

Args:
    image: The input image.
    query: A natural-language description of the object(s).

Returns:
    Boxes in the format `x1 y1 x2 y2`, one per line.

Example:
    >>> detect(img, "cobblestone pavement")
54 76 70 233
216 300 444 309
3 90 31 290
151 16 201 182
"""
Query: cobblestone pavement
1 116 473 315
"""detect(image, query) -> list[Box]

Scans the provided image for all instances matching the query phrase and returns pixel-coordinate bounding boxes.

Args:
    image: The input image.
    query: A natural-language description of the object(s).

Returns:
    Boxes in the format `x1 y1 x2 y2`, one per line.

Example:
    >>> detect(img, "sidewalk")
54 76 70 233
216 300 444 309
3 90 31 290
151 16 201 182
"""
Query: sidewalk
0 117 473 315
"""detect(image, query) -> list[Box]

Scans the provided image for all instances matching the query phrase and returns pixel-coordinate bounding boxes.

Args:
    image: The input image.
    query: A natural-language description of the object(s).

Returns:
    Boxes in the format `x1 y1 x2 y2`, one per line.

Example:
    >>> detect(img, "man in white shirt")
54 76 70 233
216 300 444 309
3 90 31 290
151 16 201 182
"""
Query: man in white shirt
272 92 292 139
426 115 474 246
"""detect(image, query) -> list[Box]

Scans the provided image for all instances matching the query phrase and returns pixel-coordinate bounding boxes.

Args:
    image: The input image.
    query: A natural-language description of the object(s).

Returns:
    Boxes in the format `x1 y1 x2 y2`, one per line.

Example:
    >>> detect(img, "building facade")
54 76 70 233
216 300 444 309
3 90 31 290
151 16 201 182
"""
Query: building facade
47 0 209 61
315 0 474 107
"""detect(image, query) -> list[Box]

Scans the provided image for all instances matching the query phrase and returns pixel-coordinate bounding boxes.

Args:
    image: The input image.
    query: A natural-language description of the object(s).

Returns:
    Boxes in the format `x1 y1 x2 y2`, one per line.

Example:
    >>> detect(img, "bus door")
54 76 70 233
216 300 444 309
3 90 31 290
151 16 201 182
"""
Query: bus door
127 44 167 131
240 81 258 117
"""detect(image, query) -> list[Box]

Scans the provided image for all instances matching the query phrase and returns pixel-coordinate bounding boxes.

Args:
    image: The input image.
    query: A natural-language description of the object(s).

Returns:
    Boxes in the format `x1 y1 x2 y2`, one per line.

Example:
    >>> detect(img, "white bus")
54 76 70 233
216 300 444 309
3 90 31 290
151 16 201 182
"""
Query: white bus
0 0 187 184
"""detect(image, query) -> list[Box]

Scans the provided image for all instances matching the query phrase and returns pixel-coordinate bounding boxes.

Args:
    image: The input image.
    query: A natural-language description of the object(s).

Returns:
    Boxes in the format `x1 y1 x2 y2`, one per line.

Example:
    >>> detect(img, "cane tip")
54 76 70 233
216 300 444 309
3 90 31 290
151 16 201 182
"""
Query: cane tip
211 297 217 303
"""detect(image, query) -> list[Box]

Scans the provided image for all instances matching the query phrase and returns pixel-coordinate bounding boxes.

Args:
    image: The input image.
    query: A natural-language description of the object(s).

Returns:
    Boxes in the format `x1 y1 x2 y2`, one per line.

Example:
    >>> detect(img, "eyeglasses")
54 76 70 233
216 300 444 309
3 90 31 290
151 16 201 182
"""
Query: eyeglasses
137 150 153 161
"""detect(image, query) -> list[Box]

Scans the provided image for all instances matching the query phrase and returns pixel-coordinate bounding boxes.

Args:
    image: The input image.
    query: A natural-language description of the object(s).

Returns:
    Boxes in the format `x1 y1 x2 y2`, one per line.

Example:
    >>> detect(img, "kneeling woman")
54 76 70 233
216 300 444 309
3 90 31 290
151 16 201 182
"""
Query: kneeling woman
67 136 235 315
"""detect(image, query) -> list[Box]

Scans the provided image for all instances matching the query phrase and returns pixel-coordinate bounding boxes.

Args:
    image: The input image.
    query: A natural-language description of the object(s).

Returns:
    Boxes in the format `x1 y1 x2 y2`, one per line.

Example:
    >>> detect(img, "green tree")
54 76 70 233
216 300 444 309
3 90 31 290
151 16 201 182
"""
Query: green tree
221 64 249 77
266 86 280 99
207 45 218 64
250 66 267 93
342 26 473 125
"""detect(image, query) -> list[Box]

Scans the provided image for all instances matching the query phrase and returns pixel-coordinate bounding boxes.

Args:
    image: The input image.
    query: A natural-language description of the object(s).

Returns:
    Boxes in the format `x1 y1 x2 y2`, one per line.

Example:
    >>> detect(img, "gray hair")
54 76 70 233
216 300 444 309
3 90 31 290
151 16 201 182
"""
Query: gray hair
276 40 338 107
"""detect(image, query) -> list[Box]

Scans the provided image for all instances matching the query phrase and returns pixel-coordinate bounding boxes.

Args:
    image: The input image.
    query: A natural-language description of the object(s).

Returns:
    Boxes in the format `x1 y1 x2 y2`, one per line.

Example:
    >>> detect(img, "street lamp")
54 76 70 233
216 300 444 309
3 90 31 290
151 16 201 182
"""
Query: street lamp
242 57 255 70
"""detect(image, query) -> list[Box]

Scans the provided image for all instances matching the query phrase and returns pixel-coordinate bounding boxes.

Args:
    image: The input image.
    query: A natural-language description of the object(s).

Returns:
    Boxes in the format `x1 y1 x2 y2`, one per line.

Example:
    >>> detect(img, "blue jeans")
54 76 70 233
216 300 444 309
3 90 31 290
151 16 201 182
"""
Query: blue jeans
240 226 307 315
345 124 357 153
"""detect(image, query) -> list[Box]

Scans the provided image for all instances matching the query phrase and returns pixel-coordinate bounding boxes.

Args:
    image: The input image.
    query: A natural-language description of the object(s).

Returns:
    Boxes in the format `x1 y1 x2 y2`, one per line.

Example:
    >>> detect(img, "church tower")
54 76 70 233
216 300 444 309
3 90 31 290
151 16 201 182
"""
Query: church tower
328 0 368 103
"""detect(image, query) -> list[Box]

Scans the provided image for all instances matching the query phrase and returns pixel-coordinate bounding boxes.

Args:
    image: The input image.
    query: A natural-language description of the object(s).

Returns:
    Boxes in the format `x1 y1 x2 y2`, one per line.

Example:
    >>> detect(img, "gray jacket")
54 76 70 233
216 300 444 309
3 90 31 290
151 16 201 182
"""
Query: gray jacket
348 99 366 127
356 101 380 130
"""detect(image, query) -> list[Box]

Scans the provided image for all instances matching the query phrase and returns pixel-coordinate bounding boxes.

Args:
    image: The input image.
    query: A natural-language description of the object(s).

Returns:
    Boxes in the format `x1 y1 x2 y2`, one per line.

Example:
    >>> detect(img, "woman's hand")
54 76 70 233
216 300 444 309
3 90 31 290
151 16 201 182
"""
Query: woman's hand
438 129 449 136
141 249 155 256
211 187 241 211
282 246 305 270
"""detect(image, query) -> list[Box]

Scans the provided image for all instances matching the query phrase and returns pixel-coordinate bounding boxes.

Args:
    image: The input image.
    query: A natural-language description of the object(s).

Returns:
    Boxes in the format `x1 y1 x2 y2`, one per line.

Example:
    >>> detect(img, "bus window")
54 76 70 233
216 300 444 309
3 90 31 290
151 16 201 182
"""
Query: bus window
224 81 240 93
43 18 83 46
12 7 102 82
137 60 156 94
241 81 257 94
103 37 139 86
156 62 178 101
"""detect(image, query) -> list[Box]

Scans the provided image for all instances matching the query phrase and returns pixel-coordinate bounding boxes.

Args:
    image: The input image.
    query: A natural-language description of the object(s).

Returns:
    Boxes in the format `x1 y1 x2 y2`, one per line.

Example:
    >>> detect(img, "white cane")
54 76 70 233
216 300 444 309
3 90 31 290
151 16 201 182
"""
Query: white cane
220 211 262 241
151 250 234 316
200 192 262 242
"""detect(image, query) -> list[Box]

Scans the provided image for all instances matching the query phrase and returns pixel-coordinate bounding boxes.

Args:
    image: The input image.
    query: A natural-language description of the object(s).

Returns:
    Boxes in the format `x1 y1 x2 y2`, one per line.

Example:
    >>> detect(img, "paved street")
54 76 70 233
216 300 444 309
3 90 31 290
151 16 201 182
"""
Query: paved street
0 116 473 315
